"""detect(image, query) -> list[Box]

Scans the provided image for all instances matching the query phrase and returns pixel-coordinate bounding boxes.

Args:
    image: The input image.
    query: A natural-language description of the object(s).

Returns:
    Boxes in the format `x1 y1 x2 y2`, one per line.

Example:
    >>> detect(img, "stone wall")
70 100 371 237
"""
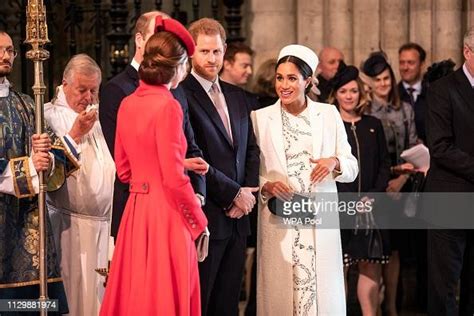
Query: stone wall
247 0 472 79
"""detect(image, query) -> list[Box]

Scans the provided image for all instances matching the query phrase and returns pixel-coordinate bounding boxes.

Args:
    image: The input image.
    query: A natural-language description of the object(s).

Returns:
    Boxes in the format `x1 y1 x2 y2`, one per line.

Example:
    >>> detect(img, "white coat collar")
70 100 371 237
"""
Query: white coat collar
266 97 323 173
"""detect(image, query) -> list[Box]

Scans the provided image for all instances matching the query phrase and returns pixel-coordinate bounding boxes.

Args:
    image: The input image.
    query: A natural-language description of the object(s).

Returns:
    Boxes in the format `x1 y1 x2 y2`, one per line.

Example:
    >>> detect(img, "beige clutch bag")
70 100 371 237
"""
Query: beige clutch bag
196 227 210 262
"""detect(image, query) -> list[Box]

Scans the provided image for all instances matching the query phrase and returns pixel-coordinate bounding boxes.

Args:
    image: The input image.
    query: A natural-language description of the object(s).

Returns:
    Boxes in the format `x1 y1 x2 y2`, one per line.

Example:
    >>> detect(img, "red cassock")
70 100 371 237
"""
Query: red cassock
100 82 208 316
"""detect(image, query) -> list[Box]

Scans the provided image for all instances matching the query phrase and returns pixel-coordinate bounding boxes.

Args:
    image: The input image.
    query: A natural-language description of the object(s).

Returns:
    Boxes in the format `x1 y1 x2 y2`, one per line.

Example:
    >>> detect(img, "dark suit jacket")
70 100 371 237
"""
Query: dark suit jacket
180 75 260 240
425 68 474 193
99 64 206 238
316 74 331 103
398 81 428 142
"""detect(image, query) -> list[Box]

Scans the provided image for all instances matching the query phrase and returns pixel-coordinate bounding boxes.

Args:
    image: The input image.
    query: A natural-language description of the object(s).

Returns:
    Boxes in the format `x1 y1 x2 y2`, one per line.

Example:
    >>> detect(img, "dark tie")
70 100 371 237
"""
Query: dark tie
407 86 416 106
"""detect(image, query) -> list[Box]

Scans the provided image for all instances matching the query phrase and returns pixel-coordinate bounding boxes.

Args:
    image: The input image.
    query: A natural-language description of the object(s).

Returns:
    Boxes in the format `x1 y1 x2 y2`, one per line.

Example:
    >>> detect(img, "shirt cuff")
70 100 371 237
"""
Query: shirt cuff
196 193 205 206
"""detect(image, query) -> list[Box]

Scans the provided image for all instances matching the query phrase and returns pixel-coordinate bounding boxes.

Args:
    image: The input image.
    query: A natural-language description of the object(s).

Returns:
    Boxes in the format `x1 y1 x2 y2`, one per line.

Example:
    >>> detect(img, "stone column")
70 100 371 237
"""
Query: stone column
325 0 353 63
353 0 380 68
409 0 433 65
248 0 296 69
380 0 409 75
297 0 324 54
433 0 463 65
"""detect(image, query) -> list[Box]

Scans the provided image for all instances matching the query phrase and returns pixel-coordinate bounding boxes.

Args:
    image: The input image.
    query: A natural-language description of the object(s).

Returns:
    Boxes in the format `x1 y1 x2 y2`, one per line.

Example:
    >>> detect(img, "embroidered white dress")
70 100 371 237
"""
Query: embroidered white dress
44 86 116 316
252 99 356 316
282 108 318 315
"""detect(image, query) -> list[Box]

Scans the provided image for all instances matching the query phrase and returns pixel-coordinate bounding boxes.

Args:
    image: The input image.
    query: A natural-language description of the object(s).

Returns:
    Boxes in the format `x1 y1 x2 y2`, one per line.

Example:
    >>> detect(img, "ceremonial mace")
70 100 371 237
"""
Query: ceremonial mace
24 1 50 314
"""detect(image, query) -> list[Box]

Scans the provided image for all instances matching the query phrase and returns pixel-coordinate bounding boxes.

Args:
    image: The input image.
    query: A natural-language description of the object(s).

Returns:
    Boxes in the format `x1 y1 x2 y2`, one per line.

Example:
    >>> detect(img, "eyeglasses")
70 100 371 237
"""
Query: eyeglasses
0 47 18 58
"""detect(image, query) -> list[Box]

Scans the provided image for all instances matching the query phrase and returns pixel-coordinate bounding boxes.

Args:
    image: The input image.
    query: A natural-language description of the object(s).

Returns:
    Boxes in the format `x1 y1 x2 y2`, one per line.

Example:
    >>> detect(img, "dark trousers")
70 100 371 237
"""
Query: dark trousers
199 227 247 316
428 229 474 315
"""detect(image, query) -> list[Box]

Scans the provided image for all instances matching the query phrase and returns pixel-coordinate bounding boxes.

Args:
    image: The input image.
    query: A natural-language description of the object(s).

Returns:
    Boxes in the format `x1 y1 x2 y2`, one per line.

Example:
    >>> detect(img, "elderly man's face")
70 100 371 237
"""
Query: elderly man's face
318 47 344 80
63 72 100 113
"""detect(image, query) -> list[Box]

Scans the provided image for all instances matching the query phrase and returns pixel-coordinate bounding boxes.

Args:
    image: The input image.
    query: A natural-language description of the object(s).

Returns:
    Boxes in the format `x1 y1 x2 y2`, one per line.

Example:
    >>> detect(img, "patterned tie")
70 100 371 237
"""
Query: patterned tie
209 83 233 141
407 86 416 107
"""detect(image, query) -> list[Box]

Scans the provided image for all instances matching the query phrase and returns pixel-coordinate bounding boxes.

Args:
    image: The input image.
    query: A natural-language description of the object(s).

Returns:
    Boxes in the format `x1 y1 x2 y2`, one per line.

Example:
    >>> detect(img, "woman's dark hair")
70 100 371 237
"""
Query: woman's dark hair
252 58 278 98
423 59 455 84
276 55 313 94
363 52 401 110
139 31 187 85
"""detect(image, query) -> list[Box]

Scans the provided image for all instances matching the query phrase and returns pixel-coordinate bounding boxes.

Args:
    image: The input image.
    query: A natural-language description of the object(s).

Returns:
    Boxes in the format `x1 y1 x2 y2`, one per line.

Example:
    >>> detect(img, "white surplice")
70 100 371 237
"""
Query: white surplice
44 86 115 316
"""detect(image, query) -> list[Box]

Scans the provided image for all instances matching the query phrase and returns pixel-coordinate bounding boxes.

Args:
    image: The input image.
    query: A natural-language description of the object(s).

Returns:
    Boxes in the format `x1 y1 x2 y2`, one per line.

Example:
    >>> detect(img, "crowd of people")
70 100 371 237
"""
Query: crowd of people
1 9 473 316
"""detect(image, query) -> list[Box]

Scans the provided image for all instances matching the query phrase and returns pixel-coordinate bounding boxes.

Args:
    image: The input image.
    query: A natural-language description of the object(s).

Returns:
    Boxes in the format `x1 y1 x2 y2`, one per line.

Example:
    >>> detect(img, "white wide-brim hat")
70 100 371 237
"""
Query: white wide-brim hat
277 44 319 74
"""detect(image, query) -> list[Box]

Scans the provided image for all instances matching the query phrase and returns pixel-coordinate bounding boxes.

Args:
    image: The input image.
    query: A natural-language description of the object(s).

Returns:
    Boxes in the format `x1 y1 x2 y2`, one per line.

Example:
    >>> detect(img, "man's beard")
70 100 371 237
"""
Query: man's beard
0 59 12 78
0 65 12 78
0 69 11 77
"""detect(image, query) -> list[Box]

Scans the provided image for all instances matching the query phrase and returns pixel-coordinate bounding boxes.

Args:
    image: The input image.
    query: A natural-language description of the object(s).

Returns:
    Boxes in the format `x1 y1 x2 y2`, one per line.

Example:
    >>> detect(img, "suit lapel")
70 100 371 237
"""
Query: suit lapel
267 102 287 173
186 76 233 147
308 101 323 158
126 65 139 89
454 68 474 107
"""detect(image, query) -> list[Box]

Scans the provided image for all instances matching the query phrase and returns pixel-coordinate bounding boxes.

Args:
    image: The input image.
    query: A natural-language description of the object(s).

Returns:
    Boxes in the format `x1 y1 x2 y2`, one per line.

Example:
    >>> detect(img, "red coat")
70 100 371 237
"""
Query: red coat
100 82 208 316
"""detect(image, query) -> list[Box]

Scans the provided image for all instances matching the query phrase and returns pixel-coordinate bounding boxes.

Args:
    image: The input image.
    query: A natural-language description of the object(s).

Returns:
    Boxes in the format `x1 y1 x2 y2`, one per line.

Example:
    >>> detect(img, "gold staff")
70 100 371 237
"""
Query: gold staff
24 1 50 314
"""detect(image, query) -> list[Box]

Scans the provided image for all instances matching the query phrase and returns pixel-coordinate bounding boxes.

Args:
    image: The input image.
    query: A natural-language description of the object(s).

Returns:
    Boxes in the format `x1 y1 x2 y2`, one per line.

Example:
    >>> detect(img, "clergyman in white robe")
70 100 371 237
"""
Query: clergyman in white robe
44 86 115 316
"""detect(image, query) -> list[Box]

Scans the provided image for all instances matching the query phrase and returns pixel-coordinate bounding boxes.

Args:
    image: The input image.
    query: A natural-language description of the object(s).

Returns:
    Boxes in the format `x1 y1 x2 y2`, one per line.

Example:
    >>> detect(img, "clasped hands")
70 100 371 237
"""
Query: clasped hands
31 133 52 173
226 187 259 219
261 156 339 203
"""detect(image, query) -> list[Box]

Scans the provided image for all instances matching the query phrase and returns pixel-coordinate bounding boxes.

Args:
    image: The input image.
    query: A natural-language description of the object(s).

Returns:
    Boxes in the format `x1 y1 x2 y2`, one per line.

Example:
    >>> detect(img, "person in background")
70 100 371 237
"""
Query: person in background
316 46 344 102
221 41 254 88
0 30 79 313
251 58 278 108
45 54 115 316
100 17 208 316
398 42 427 143
423 59 455 85
363 52 419 316
252 44 358 315
397 42 429 313
328 64 391 315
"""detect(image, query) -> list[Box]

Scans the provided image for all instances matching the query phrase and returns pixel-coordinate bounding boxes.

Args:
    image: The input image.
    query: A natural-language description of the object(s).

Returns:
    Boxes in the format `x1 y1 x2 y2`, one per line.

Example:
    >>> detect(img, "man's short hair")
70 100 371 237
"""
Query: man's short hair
224 42 253 62
398 42 426 63
464 27 474 49
63 54 102 84
188 18 226 44
134 11 170 37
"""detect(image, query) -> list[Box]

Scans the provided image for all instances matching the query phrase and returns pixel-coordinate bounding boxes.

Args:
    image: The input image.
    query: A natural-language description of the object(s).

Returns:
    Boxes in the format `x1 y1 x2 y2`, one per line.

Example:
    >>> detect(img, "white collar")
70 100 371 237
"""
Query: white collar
463 63 474 87
402 80 422 93
131 58 140 72
52 85 74 110
191 69 221 93
0 78 11 97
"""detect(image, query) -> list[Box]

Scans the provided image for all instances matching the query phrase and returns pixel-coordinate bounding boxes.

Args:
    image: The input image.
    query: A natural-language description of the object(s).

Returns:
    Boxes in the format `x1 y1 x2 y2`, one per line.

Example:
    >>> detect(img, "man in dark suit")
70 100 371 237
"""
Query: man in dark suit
398 42 427 142
99 11 207 239
181 18 260 316
398 42 428 312
425 27 474 315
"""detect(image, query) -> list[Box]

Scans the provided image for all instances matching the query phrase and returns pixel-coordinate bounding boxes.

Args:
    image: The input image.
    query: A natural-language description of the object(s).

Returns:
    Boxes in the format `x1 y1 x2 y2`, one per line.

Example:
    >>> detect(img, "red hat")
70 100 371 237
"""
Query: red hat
154 16 195 57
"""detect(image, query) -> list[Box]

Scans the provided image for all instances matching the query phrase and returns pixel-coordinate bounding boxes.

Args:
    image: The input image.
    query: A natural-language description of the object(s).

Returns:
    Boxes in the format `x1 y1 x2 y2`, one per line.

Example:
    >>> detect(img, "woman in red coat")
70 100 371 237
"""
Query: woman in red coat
100 17 208 316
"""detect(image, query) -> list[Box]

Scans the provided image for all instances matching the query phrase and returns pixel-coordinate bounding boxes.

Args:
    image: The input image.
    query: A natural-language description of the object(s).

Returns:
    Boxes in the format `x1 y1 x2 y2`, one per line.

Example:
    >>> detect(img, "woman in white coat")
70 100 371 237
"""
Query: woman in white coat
251 45 358 315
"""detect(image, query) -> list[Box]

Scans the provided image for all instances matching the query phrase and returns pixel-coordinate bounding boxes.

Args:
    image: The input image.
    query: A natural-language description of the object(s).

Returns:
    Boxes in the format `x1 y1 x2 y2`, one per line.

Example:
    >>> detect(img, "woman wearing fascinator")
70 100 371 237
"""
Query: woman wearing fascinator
251 44 358 315
362 52 420 316
328 64 392 315
100 17 208 316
